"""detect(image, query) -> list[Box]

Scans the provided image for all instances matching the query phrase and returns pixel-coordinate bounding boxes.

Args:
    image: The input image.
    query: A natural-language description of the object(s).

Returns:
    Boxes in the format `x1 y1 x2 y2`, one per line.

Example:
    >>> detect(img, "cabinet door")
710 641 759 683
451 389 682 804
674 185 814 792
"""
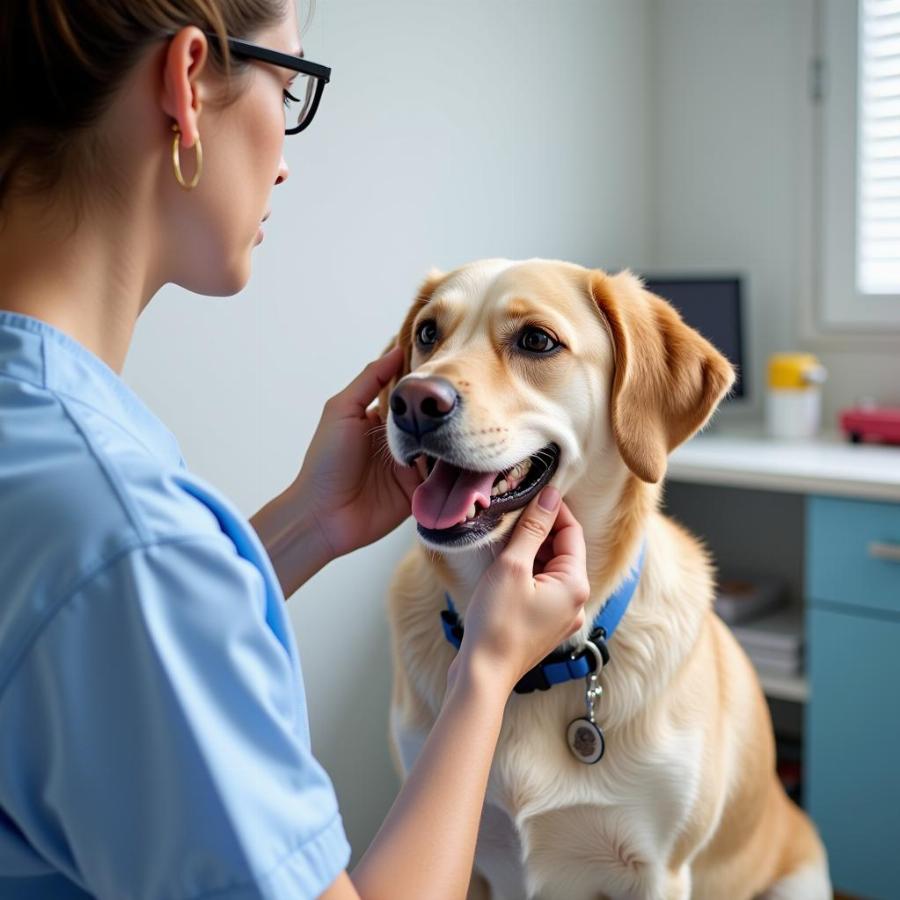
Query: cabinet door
807 496 900 616
806 606 900 898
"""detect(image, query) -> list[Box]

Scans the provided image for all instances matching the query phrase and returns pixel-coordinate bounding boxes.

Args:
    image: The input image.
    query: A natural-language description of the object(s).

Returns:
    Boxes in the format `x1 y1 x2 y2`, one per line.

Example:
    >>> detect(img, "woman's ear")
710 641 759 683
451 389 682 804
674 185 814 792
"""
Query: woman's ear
160 26 210 148
589 269 736 483
376 268 446 421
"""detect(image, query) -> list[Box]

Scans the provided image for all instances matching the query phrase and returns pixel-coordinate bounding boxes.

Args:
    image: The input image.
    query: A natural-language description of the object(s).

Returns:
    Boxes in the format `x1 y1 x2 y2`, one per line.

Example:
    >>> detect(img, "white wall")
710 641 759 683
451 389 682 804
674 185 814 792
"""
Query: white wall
648 0 900 423
124 0 652 863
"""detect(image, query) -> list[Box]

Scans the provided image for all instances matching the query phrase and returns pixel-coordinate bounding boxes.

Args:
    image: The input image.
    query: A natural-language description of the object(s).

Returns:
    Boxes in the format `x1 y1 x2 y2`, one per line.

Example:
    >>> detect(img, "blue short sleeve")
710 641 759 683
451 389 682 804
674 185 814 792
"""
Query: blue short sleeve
0 535 351 900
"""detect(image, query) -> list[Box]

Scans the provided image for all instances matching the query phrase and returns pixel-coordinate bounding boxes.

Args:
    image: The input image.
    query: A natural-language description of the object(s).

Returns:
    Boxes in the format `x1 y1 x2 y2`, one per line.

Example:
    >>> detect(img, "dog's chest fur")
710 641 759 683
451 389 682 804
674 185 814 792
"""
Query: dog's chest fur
499 697 702 899
393 670 705 900
390 544 711 900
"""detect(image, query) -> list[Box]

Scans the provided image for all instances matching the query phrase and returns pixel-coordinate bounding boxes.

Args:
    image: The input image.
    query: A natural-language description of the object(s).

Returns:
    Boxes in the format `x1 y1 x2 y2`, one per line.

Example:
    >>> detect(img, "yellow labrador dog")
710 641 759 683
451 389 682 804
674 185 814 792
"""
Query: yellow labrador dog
379 259 830 900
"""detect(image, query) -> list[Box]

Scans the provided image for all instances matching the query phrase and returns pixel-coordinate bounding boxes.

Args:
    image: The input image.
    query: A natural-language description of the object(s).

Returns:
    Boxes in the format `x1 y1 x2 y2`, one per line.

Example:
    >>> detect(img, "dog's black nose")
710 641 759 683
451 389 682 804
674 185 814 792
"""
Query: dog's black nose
390 376 459 437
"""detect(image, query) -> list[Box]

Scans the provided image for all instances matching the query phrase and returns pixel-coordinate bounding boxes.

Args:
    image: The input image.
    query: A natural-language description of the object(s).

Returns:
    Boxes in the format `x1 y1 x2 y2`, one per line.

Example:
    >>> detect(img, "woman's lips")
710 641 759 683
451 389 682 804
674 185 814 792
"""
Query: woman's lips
255 211 271 244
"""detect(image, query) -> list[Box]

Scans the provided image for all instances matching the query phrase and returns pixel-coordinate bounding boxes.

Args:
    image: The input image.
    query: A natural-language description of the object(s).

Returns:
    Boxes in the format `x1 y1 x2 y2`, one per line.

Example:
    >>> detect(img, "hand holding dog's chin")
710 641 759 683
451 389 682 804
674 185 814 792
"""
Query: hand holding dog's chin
454 494 590 696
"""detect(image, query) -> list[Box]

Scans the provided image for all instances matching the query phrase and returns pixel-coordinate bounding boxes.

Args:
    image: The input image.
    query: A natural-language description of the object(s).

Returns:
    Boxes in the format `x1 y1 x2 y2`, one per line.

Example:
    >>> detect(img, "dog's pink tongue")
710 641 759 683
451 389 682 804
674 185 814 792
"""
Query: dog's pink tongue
412 459 496 530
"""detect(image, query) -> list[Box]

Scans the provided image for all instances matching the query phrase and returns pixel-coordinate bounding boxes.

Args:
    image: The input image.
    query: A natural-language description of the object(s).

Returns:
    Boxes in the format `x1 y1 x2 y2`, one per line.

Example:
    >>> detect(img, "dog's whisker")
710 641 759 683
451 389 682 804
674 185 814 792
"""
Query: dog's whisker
365 423 388 439
377 445 397 466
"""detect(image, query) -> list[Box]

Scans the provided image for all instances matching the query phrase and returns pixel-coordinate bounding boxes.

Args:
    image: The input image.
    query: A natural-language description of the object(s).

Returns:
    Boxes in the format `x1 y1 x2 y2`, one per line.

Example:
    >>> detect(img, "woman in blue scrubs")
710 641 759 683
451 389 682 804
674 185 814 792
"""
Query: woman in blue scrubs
0 1 590 897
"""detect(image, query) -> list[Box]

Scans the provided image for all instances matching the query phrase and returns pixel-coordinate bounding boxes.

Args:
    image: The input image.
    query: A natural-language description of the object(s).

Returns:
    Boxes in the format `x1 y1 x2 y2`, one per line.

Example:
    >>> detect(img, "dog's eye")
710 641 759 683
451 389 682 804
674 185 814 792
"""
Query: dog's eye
416 320 439 347
518 327 559 354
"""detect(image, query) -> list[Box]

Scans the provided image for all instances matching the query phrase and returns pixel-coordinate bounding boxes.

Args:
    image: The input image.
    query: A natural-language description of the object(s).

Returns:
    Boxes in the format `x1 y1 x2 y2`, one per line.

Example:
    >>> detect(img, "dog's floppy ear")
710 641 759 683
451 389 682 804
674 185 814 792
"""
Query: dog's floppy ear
376 268 446 421
589 269 736 484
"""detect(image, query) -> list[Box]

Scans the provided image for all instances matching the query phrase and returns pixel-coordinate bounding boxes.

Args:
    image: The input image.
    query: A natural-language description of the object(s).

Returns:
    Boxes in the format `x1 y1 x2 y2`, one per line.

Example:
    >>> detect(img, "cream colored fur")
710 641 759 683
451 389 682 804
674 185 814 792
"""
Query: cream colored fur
382 259 831 900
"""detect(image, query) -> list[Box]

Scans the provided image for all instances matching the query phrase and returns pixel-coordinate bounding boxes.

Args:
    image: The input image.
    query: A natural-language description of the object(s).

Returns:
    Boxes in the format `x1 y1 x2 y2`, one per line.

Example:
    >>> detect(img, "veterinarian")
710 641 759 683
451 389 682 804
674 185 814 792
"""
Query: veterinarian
0 1 591 898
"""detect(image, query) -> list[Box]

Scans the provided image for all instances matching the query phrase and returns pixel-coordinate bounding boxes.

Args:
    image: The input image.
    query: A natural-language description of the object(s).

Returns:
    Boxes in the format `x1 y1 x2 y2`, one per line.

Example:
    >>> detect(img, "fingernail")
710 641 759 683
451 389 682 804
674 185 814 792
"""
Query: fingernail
538 485 560 511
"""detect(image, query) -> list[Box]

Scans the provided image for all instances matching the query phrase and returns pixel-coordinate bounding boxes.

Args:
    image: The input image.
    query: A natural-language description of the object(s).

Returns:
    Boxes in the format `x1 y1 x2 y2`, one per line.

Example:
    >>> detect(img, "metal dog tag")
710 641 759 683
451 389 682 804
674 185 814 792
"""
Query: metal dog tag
567 717 605 764
566 640 606 765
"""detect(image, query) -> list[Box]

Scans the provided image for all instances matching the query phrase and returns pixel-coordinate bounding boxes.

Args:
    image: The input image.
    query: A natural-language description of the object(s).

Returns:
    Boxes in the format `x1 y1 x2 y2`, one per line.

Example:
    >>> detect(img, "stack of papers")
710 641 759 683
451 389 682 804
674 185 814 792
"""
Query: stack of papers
714 576 785 625
729 606 805 677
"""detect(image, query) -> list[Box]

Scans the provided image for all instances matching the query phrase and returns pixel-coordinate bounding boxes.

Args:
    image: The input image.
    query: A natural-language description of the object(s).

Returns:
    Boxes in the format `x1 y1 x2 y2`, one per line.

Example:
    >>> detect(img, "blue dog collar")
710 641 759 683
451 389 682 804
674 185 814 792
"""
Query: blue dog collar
441 541 646 695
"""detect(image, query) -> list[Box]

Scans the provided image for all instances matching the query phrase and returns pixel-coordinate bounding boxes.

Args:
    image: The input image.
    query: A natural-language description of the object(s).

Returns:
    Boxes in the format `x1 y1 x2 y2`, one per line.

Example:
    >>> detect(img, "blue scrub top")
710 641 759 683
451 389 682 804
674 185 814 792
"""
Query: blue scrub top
0 312 351 899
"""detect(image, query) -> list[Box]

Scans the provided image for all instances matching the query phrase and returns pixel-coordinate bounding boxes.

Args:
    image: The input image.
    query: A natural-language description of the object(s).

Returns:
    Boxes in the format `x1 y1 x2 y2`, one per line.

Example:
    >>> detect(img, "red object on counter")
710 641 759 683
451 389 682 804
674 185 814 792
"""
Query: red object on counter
839 406 900 445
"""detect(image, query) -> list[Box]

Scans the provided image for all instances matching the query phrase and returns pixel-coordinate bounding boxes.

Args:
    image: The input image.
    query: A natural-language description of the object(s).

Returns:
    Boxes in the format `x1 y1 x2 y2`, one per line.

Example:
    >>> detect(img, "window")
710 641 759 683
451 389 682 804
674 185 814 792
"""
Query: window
858 0 900 294
820 0 900 328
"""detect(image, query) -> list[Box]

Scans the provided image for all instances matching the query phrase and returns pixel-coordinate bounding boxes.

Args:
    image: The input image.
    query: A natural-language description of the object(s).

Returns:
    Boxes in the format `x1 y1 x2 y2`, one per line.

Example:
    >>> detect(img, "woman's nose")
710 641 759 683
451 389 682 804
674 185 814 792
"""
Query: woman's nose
275 155 289 186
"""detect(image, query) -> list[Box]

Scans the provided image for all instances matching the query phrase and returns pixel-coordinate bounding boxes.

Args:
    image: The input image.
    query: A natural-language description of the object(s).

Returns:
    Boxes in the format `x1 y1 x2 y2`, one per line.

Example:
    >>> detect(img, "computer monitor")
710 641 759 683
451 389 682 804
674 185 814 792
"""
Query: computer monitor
641 276 745 400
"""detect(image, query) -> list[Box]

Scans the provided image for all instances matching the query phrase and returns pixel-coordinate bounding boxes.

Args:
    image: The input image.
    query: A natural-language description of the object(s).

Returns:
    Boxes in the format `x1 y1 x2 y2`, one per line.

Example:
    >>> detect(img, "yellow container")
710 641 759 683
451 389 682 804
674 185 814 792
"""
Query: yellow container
768 353 827 390
766 353 827 440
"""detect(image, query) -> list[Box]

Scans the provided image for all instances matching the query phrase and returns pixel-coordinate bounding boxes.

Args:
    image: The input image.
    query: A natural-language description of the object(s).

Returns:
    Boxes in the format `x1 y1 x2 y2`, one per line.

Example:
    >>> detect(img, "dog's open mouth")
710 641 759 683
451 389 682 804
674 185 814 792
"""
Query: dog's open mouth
411 443 561 545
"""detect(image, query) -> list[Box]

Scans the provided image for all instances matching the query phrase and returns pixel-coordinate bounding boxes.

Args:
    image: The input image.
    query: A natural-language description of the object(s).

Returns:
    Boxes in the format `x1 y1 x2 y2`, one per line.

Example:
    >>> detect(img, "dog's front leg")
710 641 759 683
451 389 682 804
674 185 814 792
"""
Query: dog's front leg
618 864 692 900
659 865 691 900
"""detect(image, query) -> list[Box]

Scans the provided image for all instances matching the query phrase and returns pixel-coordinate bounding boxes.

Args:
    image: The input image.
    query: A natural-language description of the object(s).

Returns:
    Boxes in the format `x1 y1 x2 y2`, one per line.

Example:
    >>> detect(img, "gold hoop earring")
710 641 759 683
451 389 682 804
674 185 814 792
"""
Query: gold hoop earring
171 123 203 190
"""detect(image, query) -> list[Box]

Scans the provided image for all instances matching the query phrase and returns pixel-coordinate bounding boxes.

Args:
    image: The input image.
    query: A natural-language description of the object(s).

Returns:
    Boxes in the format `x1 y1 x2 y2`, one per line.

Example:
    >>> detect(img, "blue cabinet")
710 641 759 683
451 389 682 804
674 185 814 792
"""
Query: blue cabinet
806 496 900 899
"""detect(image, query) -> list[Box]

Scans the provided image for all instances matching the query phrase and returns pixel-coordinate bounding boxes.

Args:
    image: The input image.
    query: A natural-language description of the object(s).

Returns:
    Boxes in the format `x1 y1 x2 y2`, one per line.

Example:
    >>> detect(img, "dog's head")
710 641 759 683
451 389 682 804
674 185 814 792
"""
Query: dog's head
380 259 735 552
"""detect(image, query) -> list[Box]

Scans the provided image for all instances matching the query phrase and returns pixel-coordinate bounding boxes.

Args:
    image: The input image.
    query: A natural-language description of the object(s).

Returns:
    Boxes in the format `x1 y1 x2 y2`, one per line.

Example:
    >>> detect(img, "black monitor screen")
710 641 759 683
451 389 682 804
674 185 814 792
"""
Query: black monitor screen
642 276 745 400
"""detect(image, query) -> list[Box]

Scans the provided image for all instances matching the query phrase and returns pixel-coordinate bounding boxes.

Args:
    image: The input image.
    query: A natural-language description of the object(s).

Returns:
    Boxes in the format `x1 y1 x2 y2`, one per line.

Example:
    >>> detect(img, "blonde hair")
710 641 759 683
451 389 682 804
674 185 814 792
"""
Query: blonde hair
0 0 289 209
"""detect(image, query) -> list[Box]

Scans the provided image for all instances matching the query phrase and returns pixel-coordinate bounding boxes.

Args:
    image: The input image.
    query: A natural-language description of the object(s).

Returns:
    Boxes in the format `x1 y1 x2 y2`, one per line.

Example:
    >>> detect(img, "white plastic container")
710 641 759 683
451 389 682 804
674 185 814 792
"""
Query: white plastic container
765 353 828 440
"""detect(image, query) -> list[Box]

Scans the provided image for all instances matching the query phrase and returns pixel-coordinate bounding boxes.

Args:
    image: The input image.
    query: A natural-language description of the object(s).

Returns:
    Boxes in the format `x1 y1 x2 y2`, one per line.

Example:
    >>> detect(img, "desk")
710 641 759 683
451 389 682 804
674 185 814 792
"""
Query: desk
669 428 900 502
666 429 900 900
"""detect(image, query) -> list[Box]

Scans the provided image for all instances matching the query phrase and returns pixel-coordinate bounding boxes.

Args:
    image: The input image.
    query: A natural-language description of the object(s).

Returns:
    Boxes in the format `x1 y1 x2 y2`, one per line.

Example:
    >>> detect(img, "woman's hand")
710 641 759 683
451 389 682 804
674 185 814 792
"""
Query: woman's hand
288 346 422 563
448 486 591 694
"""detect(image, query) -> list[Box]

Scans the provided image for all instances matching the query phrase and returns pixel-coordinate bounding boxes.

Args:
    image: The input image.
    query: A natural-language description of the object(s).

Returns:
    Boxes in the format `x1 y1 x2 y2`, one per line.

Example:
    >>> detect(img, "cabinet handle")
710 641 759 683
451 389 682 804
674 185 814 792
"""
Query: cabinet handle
868 541 900 563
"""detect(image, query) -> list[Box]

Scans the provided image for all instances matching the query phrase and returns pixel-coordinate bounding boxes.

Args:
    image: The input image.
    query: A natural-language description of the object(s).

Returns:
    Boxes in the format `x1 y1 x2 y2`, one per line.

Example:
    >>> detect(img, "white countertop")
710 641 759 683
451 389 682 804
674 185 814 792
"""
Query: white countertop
667 425 900 502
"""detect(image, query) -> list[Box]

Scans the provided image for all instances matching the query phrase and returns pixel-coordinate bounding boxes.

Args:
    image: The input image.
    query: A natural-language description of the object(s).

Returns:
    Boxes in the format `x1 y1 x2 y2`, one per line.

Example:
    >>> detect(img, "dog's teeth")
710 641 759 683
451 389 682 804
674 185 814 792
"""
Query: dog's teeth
489 458 533 500
502 459 532 489
466 504 477 520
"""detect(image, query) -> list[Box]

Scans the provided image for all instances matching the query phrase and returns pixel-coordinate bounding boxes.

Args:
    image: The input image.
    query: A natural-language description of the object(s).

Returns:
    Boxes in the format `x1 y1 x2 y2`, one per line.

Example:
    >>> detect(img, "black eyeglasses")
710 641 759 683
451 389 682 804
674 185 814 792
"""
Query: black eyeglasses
203 32 331 135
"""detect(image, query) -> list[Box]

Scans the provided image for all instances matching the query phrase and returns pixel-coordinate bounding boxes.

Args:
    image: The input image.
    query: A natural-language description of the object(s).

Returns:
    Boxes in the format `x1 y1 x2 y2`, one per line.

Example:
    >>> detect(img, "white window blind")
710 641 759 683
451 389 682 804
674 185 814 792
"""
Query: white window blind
820 0 900 328
858 0 900 294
